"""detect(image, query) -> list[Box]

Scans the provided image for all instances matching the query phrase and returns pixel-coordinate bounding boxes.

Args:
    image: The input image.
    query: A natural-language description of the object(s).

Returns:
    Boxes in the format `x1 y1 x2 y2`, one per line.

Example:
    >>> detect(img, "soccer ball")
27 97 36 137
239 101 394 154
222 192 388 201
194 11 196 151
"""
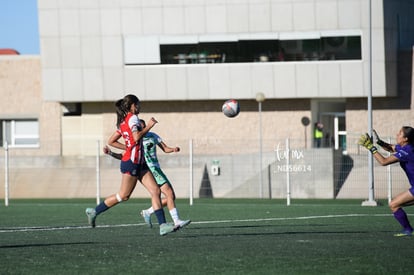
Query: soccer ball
222 99 240 118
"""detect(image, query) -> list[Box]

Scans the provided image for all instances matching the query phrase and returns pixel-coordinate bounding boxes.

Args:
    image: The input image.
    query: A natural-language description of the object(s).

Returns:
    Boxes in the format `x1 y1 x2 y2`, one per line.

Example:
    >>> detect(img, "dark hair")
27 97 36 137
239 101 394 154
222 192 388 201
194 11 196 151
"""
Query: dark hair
115 99 126 128
402 126 414 145
122 94 139 114
139 119 146 128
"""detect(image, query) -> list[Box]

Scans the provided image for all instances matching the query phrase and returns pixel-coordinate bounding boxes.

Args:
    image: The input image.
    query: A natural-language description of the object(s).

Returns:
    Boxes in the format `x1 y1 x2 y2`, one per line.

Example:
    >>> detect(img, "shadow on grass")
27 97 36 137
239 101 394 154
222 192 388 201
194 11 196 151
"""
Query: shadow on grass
186 223 333 230
175 230 374 238
0 242 95 249
172 224 394 237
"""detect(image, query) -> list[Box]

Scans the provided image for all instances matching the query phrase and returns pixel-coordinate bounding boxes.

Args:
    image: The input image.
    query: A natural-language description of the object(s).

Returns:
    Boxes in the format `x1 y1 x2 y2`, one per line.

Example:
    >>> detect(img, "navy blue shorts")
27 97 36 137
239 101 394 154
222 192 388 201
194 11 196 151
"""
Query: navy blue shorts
120 160 149 179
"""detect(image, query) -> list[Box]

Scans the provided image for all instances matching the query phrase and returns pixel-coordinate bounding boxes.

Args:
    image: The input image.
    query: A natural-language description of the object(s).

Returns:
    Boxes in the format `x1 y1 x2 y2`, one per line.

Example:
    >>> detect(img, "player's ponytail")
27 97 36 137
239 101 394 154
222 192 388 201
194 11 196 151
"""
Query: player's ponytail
115 99 126 128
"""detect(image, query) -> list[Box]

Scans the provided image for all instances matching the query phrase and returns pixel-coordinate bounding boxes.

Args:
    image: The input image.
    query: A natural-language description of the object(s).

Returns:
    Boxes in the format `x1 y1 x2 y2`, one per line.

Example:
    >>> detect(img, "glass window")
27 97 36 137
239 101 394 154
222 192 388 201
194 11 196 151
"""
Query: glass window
1 119 39 148
321 36 361 60
127 35 361 65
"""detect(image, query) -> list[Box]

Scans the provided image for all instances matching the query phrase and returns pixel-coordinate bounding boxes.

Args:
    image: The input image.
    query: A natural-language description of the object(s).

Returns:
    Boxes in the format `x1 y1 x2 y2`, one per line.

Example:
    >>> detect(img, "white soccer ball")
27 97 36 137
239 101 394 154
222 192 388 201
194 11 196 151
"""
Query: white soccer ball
222 99 240 118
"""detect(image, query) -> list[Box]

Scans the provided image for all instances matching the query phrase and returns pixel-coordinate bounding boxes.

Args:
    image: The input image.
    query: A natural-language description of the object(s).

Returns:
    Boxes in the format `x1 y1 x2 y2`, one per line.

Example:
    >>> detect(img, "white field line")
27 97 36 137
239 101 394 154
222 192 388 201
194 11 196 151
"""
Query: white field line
0 213 392 233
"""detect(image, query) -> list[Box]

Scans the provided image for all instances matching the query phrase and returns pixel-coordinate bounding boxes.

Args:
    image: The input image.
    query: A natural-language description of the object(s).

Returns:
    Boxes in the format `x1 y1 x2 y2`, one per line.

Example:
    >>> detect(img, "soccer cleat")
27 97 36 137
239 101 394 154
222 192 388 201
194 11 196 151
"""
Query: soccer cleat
140 210 152 228
174 219 191 230
85 208 97 228
394 229 413 237
159 223 175 236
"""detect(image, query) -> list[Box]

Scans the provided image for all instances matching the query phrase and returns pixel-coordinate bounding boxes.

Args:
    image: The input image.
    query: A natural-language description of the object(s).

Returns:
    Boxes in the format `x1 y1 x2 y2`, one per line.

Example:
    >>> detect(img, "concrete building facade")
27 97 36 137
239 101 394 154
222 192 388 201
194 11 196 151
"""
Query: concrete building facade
35 0 414 156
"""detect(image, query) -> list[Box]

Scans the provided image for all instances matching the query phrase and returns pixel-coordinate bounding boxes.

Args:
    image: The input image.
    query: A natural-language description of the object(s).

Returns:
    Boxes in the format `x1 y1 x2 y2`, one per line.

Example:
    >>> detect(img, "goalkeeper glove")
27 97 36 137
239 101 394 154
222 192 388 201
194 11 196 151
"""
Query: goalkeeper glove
373 129 393 152
373 129 386 147
358 133 378 154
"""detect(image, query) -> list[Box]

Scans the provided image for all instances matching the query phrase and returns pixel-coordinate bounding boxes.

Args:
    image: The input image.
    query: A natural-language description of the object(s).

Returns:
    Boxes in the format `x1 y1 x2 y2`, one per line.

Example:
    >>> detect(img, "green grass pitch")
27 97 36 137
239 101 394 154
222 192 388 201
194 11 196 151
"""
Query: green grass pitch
0 198 413 274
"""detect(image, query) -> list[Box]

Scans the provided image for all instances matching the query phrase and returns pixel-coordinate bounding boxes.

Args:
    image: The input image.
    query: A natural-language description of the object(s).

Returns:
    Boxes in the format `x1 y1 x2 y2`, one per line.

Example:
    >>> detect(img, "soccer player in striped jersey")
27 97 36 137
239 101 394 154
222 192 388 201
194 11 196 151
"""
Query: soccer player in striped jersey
104 119 191 230
85 95 175 236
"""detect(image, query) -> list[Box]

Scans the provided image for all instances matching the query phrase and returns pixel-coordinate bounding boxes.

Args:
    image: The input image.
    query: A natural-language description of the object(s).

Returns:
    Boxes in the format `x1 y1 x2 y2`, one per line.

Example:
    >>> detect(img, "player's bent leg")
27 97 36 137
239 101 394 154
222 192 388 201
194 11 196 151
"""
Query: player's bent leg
389 190 414 212
118 174 138 201
141 171 175 236
85 174 137 228
141 171 162 209
390 191 414 236
161 197 168 208
160 183 176 210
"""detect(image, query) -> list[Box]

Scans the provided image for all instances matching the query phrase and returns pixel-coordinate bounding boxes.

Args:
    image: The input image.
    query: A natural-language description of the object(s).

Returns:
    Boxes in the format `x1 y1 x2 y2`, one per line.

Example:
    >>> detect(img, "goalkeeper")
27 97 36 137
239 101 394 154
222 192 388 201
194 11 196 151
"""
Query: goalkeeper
358 127 414 236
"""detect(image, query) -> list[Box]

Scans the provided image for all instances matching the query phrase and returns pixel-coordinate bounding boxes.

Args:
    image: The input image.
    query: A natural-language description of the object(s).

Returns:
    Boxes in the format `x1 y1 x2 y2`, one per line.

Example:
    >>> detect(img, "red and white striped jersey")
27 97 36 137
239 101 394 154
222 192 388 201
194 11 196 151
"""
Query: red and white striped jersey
118 113 143 164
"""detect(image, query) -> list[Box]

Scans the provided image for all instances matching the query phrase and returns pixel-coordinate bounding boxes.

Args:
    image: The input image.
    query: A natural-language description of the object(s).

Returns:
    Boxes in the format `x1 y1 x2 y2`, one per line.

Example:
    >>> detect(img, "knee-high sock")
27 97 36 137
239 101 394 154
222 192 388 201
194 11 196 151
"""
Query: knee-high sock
393 208 413 231
169 208 180 224
95 201 109 215
154 208 167 225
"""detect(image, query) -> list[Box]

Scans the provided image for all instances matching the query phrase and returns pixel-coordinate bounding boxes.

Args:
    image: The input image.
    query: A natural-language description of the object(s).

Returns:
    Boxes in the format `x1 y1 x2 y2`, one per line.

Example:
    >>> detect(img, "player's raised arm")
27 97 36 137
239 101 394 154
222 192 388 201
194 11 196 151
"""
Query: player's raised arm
133 117 158 142
358 133 399 166
373 129 395 152
158 141 180 153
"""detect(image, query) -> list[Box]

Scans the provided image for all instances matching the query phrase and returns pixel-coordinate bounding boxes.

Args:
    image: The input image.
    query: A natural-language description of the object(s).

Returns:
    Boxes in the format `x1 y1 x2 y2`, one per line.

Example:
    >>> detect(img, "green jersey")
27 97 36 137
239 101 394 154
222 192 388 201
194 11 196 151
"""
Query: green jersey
142 132 170 186
142 132 162 168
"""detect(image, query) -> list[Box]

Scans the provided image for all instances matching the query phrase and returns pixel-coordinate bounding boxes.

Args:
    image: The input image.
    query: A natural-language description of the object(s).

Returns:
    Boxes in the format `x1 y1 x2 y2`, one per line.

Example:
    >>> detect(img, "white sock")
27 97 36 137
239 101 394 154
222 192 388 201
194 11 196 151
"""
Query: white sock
169 208 180 224
147 207 154 215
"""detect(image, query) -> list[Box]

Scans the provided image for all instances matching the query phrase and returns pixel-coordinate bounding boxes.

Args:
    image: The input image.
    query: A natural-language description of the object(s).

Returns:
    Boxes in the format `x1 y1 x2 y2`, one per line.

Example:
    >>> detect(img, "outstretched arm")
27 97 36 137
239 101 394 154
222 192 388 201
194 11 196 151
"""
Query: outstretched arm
358 133 399 166
372 152 399 166
103 145 123 160
373 129 395 152
158 141 180 153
